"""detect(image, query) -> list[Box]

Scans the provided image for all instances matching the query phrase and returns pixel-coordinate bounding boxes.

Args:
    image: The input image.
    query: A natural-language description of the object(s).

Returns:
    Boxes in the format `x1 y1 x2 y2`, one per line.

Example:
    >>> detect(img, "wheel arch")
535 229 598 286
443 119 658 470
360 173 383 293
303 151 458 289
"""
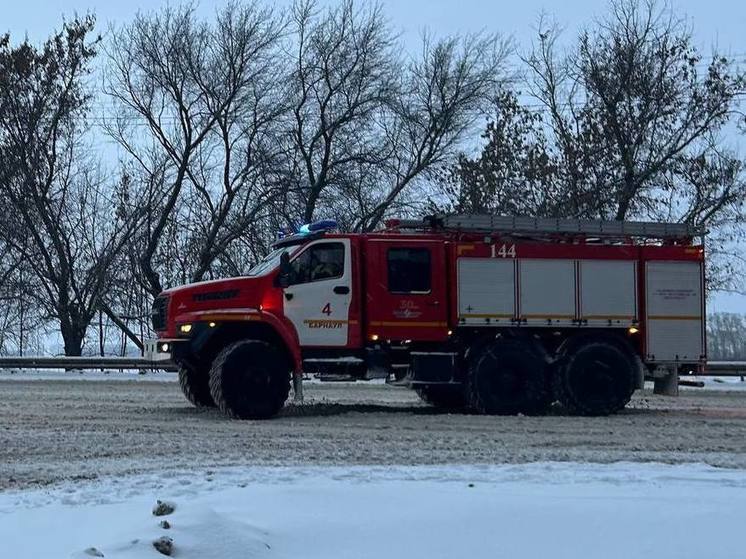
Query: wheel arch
463 329 550 366
191 318 300 374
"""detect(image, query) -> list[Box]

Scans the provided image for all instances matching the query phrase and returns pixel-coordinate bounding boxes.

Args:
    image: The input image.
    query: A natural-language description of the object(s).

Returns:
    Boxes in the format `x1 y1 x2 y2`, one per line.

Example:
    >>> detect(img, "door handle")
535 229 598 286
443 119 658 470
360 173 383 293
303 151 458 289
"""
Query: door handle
284 292 294 301
333 286 350 295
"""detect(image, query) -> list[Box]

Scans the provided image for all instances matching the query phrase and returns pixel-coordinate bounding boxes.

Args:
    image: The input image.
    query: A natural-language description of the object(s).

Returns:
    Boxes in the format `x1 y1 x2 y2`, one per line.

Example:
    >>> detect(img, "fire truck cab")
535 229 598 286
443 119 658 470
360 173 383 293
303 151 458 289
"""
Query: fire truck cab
149 214 706 419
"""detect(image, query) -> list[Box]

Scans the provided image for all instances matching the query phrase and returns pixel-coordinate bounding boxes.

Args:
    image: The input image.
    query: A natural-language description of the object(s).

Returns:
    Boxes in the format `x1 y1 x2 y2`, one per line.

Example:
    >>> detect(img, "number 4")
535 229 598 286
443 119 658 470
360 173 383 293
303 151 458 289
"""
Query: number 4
322 303 332 316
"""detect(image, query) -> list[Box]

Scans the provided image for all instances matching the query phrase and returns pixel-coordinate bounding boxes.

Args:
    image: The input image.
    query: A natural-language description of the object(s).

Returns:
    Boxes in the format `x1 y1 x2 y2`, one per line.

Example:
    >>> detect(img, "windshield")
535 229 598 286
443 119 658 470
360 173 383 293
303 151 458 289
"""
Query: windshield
246 246 299 277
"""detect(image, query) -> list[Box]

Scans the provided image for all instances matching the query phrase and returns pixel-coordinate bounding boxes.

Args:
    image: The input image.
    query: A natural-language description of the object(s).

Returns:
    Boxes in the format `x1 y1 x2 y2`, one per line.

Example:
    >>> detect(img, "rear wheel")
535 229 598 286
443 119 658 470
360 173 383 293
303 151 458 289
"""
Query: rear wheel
467 338 550 415
554 337 637 416
415 385 468 410
208 340 291 419
178 365 215 408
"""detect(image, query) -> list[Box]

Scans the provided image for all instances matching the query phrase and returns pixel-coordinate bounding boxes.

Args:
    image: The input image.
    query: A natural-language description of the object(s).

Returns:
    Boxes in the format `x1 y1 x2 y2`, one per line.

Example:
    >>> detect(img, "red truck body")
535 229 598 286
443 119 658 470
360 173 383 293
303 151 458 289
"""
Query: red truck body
151 215 705 419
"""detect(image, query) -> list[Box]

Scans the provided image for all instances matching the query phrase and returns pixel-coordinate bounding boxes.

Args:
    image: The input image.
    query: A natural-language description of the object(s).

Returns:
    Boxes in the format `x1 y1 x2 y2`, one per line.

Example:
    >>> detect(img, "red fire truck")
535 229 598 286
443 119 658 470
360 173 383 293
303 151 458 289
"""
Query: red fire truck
146 214 706 419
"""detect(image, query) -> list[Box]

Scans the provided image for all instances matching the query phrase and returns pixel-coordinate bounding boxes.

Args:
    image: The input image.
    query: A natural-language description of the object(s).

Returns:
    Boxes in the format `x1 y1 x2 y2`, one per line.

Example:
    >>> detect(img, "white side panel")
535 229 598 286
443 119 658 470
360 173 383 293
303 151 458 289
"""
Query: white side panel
457 258 515 324
579 260 637 326
519 259 575 325
645 261 704 362
647 320 703 362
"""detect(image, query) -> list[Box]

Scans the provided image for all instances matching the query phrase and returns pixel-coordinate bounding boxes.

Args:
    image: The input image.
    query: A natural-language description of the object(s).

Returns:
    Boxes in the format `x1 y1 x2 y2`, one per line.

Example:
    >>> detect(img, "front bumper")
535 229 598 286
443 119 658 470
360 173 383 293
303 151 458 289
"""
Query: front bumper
143 338 178 362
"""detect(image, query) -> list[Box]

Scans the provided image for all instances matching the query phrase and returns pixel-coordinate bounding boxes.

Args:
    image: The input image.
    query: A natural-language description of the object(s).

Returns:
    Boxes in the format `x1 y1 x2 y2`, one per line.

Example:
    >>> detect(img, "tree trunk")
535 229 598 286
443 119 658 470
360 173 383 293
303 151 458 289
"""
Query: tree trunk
99 310 104 357
60 322 86 356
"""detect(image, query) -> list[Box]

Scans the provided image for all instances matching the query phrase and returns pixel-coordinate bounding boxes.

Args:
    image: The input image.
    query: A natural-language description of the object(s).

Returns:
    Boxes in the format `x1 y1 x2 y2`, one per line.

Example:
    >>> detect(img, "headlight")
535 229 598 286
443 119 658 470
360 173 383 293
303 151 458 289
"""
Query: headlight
179 323 193 334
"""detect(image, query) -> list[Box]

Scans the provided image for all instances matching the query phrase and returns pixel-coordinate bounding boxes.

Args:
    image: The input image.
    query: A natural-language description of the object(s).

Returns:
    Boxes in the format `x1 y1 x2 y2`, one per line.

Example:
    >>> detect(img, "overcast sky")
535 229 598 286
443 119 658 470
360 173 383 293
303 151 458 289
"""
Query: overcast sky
3 0 746 312
5 0 745 51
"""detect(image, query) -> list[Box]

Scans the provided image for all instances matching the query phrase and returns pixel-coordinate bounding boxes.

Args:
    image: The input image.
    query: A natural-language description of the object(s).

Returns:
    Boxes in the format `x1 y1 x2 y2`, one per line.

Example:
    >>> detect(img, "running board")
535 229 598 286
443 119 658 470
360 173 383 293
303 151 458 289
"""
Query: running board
302 356 365 377
314 374 358 382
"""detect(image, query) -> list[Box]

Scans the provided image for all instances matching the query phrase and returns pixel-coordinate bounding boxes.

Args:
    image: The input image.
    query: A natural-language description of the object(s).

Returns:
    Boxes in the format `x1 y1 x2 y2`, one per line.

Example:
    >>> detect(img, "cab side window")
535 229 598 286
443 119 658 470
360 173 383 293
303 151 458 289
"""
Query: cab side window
290 242 345 285
387 247 431 293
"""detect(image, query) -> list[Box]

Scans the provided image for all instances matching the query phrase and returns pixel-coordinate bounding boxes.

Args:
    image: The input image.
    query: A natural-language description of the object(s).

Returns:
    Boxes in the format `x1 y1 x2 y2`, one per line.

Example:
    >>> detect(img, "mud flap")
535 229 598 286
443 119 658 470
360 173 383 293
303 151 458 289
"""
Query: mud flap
409 352 457 384
365 347 389 380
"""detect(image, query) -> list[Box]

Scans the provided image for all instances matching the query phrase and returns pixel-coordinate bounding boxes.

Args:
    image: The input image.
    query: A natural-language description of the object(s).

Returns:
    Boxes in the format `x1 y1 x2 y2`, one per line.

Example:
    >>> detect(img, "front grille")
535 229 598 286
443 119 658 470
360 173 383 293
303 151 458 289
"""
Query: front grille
151 295 169 331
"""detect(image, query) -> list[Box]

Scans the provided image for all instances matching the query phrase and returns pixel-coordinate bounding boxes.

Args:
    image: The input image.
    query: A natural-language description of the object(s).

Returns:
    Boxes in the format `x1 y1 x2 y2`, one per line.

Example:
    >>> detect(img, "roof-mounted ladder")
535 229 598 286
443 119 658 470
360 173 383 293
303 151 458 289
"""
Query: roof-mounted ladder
391 214 705 241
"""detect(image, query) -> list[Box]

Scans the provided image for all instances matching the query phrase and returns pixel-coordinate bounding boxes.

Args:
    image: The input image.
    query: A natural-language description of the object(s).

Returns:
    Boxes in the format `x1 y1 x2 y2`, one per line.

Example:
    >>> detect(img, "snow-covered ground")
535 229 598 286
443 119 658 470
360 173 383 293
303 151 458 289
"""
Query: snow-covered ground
0 368 177 382
4 368 746 390
2 374 746 557
682 376 746 391
2 462 745 559
0 368 384 384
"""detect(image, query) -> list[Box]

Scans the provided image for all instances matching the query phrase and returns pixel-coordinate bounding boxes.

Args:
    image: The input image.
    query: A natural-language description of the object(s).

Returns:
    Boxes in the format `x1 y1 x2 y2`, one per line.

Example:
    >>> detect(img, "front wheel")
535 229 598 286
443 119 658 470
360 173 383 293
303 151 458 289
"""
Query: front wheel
178 365 215 408
208 340 291 419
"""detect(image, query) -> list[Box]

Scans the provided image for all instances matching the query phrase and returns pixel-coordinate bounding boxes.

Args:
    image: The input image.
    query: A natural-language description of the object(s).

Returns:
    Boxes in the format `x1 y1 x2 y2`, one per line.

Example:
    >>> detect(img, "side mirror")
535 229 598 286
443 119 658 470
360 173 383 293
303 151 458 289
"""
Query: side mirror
278 251 291 288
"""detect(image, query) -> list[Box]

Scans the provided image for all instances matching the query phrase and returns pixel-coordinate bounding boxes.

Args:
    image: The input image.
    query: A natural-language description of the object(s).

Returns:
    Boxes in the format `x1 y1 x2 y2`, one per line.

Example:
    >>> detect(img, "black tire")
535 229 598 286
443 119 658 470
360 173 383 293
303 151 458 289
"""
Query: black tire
554 338 637 416
467 338 550 415
178 365 216 408
208 340 291 419
415 385 468 410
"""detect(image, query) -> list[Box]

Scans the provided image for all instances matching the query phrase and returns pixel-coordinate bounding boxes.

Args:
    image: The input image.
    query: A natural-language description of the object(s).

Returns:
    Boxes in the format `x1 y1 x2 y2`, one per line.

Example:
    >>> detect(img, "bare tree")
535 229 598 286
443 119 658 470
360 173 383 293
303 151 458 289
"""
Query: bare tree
282 0 398 226
358 32 512 230
526 0 745 222
105 0 510 307
106 1 286 297
708 312 746 360
523 19 609 218
283 0 511 231
0 252 45 355
0 16 144 355
431 89 560 217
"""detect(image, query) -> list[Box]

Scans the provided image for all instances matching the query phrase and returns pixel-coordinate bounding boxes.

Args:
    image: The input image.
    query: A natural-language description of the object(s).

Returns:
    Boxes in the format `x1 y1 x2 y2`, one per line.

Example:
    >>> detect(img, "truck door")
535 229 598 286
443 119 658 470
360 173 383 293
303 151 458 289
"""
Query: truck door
366 239 448 342
283 239 352 347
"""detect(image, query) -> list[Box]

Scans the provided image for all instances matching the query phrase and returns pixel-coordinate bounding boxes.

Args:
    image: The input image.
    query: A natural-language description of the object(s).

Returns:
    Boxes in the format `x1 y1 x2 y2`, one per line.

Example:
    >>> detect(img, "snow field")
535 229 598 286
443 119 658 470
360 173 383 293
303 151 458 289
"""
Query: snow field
2 462 746 559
